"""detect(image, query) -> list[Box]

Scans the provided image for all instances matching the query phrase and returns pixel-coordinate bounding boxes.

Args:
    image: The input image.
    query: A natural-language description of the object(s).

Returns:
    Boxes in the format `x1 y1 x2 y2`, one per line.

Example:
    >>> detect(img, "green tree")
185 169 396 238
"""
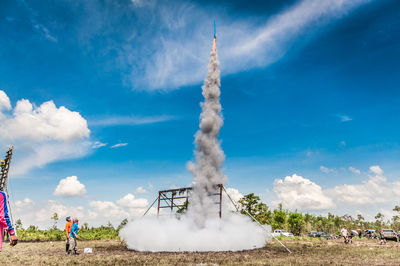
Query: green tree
117 218 128 232
15 219 23 230
375 212 385 230
238 193 271 224
272 203 287 230
51 212 59 229
287 212 304 235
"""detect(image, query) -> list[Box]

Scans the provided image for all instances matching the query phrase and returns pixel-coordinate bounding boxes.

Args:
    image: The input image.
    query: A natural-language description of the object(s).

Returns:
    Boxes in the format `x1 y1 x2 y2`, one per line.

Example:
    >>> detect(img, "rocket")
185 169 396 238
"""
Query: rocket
214 20 216 39
212 20 217 52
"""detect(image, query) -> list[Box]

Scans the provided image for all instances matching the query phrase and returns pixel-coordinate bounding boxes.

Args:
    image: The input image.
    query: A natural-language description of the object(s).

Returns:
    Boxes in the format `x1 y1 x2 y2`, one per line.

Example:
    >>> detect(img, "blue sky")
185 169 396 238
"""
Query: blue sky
1 0 400 227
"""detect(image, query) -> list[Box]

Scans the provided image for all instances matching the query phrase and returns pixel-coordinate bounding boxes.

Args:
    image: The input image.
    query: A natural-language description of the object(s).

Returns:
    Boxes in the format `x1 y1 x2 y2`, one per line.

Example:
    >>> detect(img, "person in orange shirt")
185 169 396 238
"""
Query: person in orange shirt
65 216 73 254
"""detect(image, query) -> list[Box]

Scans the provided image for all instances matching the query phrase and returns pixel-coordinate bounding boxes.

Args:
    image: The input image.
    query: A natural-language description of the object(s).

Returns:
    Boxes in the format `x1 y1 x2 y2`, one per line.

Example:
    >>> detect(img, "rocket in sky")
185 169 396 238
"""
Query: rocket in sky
212 20 217 52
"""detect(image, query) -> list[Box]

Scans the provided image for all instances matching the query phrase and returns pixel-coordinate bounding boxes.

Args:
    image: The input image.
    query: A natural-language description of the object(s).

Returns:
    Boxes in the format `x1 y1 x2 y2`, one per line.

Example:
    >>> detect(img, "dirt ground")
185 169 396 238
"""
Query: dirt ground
1 239 400 265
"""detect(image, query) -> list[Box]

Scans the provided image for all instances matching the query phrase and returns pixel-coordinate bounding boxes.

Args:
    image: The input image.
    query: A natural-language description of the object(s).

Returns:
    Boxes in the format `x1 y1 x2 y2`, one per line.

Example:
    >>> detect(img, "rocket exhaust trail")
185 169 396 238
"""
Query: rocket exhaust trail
187 21 226 227
119 22 270 252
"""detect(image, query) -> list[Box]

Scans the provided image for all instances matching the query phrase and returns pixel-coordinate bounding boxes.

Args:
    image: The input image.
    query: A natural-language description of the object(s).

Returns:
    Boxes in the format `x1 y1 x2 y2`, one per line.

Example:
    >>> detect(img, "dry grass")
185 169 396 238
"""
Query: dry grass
1 239 400 265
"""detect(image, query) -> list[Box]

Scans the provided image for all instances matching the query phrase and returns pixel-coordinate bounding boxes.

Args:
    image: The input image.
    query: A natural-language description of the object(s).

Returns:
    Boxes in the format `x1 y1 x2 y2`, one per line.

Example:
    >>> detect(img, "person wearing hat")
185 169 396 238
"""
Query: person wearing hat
64 216 73 254
69 218 79 255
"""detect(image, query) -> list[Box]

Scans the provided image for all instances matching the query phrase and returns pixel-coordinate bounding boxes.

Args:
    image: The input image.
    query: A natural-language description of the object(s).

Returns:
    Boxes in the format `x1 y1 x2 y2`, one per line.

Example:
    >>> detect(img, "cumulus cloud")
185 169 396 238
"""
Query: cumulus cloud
117 193 149 208
333 166 400 205
135 186 147 194
0 90 91 175
15 198 33 208
1 99 89 141
0 90 11 111
349 166 361 174
13 199 85 228
54 176 87 197
274 174 336 210
370 165 383 175
111 143 128 148
222 187 244 213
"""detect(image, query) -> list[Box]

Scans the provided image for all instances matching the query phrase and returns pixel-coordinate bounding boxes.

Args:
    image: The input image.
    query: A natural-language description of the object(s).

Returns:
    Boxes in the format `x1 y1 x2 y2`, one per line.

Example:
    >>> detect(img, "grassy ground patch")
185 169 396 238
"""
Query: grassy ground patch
1 239 400 265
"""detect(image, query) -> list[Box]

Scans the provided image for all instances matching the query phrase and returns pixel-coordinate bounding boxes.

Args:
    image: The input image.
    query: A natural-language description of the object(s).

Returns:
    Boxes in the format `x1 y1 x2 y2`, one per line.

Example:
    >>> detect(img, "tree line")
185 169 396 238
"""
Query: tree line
238 193 400 235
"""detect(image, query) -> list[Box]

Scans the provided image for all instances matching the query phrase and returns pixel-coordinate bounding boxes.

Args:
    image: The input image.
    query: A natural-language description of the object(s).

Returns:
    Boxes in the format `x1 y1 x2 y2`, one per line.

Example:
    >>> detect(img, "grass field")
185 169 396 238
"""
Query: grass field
1 239 400 265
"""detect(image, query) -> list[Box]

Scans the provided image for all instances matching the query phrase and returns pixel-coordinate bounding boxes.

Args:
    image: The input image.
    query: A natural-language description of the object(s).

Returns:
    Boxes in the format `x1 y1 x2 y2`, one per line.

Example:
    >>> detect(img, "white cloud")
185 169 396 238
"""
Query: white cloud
340 115 352 122
117 193 149 208
1 99 89 141
13 199 85 228
15 198 34 208
54 176 87 197
223 187 243 212
333 167 400 205
370 165 383 175
274 174 336 210
89 200 130 218
118 0 370 91
90 115 176 127
0 91 91 175
111 143 128 148
92 141 107 148
0 90 11 111
320 165 334 173
135 186 147 194
349 166 361 174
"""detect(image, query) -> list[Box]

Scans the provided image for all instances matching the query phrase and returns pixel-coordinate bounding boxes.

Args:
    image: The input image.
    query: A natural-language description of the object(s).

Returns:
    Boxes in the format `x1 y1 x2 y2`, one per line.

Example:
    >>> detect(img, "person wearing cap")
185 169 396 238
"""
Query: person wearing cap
65 216 73 254
69 218 79 255
0 191 17 251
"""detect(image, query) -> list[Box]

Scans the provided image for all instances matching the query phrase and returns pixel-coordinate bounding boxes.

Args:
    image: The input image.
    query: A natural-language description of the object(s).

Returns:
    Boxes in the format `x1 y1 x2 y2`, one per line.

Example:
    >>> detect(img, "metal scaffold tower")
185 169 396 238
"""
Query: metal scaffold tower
0 147 14 192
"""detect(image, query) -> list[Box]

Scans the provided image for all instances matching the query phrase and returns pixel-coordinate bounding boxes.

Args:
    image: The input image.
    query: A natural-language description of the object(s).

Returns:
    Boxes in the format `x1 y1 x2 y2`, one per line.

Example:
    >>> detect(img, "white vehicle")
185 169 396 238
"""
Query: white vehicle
272 229 294 237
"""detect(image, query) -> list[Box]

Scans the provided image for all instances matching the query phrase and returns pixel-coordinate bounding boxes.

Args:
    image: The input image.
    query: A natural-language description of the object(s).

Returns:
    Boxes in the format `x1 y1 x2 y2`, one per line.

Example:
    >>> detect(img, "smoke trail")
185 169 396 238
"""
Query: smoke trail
187 46 227 227
119 41 270 252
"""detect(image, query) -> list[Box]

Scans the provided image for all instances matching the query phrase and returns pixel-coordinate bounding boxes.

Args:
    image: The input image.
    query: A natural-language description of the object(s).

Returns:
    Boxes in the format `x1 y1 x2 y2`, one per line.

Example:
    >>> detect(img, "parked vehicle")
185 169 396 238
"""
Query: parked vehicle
272 230 294 237
308 231 319 237
381 229 399 241
319 232 329 239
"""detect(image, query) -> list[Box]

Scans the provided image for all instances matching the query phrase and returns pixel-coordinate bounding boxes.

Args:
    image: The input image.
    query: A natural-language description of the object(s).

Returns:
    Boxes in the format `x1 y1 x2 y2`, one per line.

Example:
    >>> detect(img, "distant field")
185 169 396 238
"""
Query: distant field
1 239 400 265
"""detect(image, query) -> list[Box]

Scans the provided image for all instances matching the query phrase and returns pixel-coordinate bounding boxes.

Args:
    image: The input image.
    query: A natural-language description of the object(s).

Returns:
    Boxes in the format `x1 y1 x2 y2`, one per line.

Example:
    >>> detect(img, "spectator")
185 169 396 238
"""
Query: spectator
65 216 73 254
69 218 80 255
341 226 349 244
379 230 387 245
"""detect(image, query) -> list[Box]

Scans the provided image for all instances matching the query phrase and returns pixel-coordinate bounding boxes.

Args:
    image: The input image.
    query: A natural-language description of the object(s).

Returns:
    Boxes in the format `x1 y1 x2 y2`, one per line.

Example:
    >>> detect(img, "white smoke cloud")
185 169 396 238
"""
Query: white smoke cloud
53 176 87 197
120 214 268 252
274 174 336 210
0 90 91 175
120 42 268 252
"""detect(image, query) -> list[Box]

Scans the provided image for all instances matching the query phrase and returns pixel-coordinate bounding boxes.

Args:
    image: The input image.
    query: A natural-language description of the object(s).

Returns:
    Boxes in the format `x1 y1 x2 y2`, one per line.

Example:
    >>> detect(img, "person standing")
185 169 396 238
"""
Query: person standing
65 216 73 254
69 218 79 255
0 191 17 252
341 225 349 244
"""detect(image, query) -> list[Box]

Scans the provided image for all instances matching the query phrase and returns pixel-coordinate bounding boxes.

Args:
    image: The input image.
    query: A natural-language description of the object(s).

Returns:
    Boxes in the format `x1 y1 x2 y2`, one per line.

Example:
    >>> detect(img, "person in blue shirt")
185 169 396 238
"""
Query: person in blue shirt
68 218 79 255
